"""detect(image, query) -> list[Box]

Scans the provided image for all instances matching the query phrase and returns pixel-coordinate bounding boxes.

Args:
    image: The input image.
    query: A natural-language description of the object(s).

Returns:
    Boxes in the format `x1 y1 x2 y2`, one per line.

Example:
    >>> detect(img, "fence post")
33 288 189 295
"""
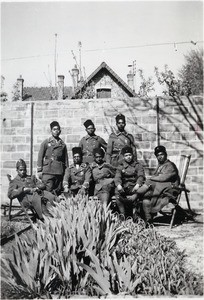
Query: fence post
30 102 34 175
156 96 160 146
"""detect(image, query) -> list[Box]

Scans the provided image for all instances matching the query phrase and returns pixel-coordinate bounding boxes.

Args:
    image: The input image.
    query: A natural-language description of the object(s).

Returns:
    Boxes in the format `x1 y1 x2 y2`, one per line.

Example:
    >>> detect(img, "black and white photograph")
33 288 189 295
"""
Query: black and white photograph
1 0 203 299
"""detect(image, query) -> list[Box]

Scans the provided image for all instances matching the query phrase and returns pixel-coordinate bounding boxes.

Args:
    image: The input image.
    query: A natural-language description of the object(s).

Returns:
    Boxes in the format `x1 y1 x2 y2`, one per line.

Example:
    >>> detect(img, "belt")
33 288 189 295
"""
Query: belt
48 157 62 162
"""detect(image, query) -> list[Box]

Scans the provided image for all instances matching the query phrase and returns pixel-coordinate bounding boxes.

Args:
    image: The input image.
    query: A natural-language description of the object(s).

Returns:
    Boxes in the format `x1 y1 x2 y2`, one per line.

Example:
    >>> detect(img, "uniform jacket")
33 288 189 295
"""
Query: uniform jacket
150 159 180 197
8 174 39 202
63 163 91 191
8 174 56 206
79 134 107 163
115 160 145 188
90 161 115 192
37 136 68 175
106 130 137 164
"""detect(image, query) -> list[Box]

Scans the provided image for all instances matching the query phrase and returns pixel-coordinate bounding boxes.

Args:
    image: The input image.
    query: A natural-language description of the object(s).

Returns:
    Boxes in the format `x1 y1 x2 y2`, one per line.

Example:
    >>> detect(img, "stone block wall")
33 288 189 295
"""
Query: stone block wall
1 96 203 209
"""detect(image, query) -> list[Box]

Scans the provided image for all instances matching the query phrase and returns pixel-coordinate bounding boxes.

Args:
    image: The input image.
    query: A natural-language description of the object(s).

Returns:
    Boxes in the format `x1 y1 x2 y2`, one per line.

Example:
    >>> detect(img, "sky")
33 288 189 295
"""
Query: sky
1 0 203 96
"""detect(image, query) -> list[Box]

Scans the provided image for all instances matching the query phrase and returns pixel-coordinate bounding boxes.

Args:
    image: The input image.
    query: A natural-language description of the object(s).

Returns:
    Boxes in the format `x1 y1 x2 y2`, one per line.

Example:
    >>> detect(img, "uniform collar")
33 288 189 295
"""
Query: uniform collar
48 136 63 145
123 160 137 168
16 174 27 181
70 163 84 168
91 161 105 168
158 159 169 167
85 134 98 140
115 129 127 136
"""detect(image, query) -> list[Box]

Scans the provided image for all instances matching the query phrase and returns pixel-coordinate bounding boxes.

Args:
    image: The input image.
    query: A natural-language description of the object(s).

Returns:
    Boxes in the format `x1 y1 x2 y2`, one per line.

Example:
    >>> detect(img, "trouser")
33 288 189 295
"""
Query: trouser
95 191 111 205
22 193 43 220
94 181 114 206
142 199 152 222
115 183 136 218
42 174 63 196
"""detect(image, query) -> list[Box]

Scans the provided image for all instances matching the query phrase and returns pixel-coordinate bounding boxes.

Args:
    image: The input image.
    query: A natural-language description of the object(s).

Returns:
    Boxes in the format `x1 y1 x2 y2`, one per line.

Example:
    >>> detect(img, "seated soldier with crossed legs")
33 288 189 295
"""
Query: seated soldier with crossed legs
8 159 57 222
136 145 180 227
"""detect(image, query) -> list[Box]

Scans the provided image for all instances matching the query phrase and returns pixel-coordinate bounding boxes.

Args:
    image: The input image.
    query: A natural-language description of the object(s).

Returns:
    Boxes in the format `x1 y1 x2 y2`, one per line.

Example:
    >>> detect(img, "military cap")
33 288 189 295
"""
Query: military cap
50 121 60 130
83 119 95 128
121 146 133 155
154 145 167 156
93 147 105 158
16 159 27 169
115 113 126 123
72 147 83 156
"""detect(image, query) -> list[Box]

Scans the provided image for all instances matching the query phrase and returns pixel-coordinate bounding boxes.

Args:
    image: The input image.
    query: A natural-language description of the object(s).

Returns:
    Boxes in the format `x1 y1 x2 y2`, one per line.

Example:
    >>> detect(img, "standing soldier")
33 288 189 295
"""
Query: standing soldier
91 148 115 206
106 113 137 168
63 147 91 197
37 121 68 196
79 119 107 164
115 146 145 219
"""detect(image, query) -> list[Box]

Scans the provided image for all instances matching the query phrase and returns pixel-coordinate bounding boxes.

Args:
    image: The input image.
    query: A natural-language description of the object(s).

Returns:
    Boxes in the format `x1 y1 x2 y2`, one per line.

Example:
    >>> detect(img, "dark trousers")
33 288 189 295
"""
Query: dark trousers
42 174 63 196
22 193 43 219
115 183 135 218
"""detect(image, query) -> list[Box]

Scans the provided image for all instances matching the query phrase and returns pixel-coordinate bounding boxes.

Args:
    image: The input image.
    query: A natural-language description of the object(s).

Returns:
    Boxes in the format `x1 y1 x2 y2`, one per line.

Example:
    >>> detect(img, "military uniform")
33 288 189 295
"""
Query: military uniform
8 174 57 220
37 136 68 195
90 161 115 205
140 159 180 221
63 163 91 196
106 130 137 167
79 135 107 164
115 160 145 218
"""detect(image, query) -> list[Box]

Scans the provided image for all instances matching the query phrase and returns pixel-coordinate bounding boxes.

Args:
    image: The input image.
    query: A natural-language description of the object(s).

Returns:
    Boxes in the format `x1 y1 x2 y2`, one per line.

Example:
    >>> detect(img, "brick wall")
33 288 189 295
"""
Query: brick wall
1 96 203 210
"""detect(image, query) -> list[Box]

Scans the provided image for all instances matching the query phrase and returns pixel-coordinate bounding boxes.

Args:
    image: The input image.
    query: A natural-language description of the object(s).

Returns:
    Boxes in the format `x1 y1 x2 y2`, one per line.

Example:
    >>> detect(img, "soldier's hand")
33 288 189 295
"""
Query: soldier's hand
132 183 140 193
117 185 125 195
23 187 33 194
63 185 69 193
126 194 137 202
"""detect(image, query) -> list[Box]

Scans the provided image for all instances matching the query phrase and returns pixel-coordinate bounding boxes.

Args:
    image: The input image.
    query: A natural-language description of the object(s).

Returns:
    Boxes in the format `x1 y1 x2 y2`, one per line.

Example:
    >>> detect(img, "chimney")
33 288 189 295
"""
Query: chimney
17 75 24 100
57 75 65 100
127 71 134 91
71 65 79 88
1 75 5 91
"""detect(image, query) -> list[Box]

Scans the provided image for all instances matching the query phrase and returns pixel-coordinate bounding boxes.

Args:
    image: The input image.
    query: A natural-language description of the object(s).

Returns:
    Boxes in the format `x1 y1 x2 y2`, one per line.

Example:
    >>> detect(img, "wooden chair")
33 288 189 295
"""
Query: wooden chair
7 174 34 227
169 154 194 228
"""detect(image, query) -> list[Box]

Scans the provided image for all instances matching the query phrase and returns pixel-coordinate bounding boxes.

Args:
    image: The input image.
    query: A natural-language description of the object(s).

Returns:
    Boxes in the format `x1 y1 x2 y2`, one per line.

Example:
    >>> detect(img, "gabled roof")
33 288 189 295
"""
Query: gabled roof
75 62 136 97
23 86 73 100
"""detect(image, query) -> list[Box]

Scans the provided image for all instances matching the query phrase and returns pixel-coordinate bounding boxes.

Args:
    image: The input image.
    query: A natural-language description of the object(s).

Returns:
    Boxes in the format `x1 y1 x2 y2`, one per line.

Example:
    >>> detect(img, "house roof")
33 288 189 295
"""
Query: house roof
23 86 73 100
75 62 136 97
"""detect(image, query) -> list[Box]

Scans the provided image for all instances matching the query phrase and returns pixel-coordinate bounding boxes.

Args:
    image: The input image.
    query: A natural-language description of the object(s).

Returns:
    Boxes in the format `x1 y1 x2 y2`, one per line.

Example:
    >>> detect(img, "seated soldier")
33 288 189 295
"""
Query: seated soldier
90 148 115 206
115 146 145 219
136 145 180 226
63 147 91 197
8 159 57 222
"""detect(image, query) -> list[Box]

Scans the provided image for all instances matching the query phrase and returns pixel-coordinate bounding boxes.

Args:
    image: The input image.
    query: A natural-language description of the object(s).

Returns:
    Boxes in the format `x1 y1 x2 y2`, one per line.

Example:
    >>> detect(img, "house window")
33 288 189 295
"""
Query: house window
96 88 111 98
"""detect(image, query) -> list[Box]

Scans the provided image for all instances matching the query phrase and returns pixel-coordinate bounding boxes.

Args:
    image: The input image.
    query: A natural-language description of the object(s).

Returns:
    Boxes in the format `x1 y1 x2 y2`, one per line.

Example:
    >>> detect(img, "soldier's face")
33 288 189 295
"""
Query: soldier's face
124 153 133 163
156 152 167 164
73 154 82 164
94 154 103 164
86 125 95 136
17 166 27 178
116 120 126 131
51 126 61 138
